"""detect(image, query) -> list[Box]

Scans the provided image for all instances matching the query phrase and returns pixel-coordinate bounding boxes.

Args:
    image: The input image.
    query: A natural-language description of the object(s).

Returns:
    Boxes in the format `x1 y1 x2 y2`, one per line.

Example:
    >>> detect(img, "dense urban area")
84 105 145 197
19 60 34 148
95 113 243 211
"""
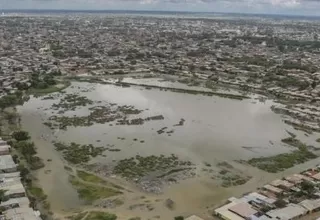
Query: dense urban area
1 11 320 220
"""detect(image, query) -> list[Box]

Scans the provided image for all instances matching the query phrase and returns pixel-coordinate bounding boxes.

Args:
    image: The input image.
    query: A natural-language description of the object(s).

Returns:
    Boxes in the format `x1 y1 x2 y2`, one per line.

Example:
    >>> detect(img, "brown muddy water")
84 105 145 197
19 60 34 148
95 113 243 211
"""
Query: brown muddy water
17 81 320 219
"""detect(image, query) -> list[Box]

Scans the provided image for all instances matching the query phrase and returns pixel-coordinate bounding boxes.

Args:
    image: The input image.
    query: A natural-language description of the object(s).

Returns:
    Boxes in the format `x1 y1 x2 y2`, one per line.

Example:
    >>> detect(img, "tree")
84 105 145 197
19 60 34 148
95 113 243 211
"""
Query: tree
18 164 30 181
301 181 315 195
43 75 56 86
12 154 19 164
16 82 29 90
0 95 18 110
20 142 36 156
0 190 8 203
274 199 287 208
5 112 18 124
14 141 37 163
174 216 184 220
12 131 30 141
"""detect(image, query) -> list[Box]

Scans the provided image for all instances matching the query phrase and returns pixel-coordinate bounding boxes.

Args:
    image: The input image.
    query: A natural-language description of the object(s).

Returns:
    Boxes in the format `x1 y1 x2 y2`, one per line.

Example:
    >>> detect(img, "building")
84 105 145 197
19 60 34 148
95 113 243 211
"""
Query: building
312 172 320 181
2 207 42 220
299 199 320 213
243 192 276 207
270 179 294 190
228 202 258 219
214 197 259 220
0 172 20 180
285 174 312 184
0 139 7 146
0 155 17 173
266 203 307 220
263 184 283 195
0 145 10 155
0 197 30 210
0 179 26 198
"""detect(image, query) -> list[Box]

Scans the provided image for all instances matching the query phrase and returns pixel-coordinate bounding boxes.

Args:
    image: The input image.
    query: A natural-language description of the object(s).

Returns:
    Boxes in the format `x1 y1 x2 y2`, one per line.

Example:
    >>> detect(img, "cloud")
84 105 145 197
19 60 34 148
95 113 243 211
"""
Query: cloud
1 0 320 15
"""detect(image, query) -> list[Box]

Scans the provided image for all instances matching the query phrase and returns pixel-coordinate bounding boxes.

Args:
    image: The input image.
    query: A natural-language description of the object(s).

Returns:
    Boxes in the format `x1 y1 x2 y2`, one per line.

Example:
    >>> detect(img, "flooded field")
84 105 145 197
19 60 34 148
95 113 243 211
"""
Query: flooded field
17 80 320 219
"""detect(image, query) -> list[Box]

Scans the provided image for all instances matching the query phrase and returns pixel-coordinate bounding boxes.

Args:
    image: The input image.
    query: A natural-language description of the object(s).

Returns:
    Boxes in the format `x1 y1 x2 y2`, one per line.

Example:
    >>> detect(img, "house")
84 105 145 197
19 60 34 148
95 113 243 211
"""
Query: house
243 192 276 207
0 197 30 210
228 202 258 219
0 179 26 198
0 155 17 173
214 200 246 220
311 172 320 181
0 139 7 146
265 203 307 220
299 199 320 213
285 174 311 184
0 172 20 180
263 184 283 195
2 207 42 220
270 179 294 190
0 145 10 156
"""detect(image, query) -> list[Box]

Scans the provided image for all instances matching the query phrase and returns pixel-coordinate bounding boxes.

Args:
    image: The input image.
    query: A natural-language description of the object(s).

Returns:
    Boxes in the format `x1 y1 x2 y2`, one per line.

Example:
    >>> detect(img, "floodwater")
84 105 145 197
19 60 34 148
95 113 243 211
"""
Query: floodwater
17 81 320 218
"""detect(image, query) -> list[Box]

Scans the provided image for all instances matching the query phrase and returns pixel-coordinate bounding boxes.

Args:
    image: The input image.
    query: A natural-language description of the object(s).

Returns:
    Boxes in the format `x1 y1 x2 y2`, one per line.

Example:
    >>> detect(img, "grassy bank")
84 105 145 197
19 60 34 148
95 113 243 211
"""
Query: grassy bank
28 81 71 95
69 175 122 203
68 211 117 220
248 146 317 173
53 142 106 164
0 110 52 219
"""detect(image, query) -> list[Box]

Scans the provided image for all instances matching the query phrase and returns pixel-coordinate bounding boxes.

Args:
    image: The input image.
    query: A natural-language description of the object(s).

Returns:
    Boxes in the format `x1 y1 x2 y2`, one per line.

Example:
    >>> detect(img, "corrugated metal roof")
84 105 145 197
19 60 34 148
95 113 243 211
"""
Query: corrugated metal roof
266 203 307 220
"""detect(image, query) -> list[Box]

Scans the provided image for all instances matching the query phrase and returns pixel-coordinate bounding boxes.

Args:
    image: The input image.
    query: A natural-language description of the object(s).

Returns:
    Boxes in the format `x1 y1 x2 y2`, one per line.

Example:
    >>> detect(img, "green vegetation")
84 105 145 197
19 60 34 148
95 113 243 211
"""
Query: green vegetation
28 187 47 201
77 170 108 185
28 81 70 95
248 145 317 173
69 176 122 203
221 174 250 187
53 142 106 164
0 189 8 203
13 141 44 170
51 93 94 112
113 154 193 179
86 211 117 220
46 104 143 129
67 212 88 220
316 138 320 143
249 137 318 173
0 92 27 110
12 130 30 141
68 211 117 220
11 131 45 170
281 137 304 147
30 72 56 89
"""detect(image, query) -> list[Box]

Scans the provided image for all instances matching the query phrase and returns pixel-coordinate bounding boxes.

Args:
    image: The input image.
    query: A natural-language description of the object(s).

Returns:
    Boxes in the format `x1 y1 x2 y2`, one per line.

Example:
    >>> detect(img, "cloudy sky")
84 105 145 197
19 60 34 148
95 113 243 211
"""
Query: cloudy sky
0 0 320 16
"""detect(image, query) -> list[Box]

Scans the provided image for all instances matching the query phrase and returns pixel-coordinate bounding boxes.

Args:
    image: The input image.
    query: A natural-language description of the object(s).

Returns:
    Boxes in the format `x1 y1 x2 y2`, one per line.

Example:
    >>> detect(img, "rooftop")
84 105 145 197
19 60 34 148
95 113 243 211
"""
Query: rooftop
3 207 42 220
299 199 320 211
266 203 307 220
0 155 16 170
0 197 30 208
214 200 245 220
228 202 258 218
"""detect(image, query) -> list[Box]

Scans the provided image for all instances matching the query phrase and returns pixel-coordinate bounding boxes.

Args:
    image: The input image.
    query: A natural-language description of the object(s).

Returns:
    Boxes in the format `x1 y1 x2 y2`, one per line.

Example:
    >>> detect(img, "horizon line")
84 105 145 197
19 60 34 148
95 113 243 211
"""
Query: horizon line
1 9 320 18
